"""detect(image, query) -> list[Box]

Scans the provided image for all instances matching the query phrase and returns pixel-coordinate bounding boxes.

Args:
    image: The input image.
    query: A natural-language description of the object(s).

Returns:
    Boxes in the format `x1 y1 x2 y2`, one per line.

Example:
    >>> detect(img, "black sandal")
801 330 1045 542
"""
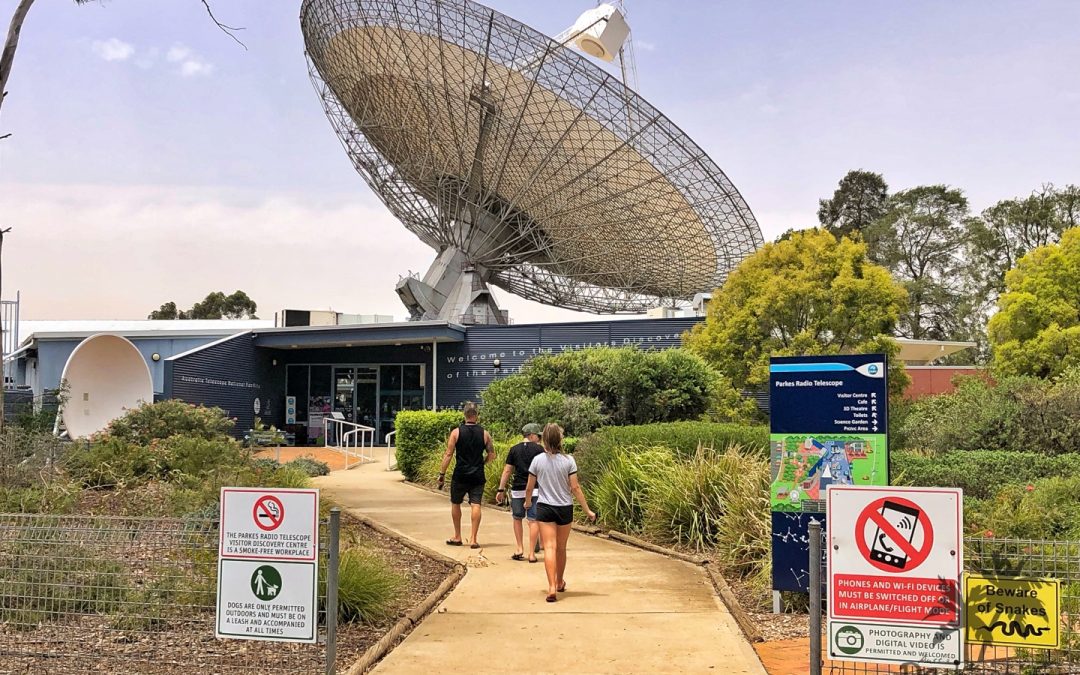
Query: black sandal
446 539 463 546
557 583 567 593
470 543 481 549
511 553 525 561
546 594 557 603
528 557 538 563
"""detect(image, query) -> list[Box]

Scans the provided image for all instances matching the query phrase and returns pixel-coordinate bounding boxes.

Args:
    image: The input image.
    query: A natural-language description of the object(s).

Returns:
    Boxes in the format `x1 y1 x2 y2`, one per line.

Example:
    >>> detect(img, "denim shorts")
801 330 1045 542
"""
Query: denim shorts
510 496 538 521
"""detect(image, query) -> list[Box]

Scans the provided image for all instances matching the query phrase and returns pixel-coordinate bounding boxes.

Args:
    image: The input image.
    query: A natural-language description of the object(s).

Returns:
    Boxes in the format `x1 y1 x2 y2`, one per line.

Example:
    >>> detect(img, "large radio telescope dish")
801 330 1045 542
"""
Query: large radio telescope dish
301 0 763 323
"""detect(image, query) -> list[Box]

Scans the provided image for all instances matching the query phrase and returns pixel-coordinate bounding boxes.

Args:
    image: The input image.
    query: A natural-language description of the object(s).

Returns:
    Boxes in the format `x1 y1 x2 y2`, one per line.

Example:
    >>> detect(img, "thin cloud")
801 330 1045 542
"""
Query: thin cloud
635 39 657 52
91 38 135 62
166 43 215 77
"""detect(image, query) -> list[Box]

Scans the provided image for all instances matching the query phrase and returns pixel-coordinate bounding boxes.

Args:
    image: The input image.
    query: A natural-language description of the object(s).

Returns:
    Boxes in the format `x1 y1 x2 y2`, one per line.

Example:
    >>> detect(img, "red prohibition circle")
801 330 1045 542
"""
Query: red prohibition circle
854 496 933 573
253 495 285 531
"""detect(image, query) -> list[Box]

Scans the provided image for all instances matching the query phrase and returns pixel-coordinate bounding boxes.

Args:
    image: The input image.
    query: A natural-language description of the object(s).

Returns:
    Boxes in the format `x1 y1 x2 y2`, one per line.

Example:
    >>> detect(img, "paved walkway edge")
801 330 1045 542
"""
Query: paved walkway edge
345 566 467 675
401 479 765 646
338 506 468 674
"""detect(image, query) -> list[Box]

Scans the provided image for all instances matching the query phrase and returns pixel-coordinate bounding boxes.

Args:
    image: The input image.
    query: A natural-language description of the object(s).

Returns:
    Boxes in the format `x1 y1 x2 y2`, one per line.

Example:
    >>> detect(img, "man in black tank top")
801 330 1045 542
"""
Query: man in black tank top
438 402 494 548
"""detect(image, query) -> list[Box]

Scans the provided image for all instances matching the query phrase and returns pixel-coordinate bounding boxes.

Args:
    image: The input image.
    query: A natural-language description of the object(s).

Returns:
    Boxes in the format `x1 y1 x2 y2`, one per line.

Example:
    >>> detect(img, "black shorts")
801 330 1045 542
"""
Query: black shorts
450 476 485 505
536 503 574 526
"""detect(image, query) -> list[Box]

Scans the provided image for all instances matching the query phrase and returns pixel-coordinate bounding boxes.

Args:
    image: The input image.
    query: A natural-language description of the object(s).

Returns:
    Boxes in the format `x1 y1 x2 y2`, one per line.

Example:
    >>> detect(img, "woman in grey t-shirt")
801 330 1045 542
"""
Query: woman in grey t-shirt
524 423 597 602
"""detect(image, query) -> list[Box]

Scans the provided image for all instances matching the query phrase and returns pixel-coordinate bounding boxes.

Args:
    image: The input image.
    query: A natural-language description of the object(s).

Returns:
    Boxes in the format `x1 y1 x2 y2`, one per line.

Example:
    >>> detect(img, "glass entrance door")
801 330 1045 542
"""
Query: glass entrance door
354 367 378 430
333 368 355 422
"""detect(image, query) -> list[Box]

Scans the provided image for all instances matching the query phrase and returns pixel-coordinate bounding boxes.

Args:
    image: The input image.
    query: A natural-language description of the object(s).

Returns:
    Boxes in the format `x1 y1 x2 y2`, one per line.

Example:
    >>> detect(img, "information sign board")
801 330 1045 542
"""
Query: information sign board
965 574 1060 649
828 486 963 668
769 354 889 593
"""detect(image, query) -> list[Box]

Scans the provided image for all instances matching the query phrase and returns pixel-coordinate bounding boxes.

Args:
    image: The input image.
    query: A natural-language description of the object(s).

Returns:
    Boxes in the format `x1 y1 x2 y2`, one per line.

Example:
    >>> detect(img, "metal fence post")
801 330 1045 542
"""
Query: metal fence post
809 518 822 675
326 508 340 675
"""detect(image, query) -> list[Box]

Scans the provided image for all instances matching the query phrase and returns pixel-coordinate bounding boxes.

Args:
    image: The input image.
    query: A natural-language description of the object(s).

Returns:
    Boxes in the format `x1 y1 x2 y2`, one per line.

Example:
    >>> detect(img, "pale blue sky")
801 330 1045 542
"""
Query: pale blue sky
1 0 1078 321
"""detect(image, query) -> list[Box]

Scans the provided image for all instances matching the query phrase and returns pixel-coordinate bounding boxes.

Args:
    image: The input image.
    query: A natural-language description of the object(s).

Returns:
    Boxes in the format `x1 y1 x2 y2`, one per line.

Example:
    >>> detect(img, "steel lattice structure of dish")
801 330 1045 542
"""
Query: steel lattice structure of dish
301 0 763 322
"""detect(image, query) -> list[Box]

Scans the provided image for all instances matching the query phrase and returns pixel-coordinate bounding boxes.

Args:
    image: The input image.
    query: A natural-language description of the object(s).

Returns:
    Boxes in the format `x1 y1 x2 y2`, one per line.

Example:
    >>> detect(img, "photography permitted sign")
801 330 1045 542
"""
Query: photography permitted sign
827 486 963 668
216 558 317 643
828 621 963 667
965 574 1060 649
220 487 319 561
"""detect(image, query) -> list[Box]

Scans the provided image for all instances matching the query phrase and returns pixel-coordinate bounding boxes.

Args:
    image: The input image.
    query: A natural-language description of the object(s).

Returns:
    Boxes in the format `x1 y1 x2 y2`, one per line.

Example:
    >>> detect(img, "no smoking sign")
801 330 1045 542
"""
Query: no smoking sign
254 495 285 531
220 488 319 561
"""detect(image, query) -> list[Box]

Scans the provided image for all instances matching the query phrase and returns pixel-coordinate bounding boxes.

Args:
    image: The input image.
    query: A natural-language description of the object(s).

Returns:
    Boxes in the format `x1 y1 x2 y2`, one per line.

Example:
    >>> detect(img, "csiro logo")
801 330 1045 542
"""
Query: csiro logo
867 364 879 375
834 625 864 655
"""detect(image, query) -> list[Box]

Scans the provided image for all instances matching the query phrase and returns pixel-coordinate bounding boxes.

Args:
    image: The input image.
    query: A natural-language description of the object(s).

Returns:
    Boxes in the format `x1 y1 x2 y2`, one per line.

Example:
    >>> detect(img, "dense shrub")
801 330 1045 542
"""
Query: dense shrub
332 548 405 624
892 450 1080 499
969 475 1080 540
102 400 235 445
574 421 769 486
901 368 1080 455
394 410 463 481
63 434 252 490
480 346 740 430
479 385 604 438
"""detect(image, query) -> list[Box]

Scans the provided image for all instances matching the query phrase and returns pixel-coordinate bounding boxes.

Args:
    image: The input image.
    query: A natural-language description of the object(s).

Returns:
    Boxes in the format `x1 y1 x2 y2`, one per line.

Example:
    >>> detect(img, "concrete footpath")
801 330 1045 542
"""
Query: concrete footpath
313 457 767 675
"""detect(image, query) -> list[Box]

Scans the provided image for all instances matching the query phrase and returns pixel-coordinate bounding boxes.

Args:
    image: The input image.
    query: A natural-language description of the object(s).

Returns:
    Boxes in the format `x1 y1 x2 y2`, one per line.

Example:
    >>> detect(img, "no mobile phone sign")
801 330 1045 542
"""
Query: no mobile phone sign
827 486 963 668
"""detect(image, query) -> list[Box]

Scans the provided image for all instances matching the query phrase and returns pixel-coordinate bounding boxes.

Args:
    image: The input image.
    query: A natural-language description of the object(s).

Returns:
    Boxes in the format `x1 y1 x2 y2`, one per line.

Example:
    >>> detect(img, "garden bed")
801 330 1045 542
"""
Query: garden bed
0 513 454 674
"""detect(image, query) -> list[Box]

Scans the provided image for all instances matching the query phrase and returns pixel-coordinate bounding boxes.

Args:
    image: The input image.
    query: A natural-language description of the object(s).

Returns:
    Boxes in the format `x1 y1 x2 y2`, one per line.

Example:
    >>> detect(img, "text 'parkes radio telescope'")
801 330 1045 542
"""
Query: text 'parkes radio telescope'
301 0 763 324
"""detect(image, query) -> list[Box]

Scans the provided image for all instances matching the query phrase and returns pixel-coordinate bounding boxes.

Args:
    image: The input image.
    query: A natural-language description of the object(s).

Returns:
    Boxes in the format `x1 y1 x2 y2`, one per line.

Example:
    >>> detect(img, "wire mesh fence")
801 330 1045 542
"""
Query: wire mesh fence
819 535 1080 674
0 512 331 674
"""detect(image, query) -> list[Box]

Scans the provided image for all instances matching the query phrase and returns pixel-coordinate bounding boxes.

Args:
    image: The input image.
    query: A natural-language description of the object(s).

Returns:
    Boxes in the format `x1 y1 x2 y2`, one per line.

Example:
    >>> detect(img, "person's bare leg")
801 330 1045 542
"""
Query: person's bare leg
540 521 558 596
527 520 540 561
469 503 482 545
450 503 463 542
512 517 524 556
555 523 572 590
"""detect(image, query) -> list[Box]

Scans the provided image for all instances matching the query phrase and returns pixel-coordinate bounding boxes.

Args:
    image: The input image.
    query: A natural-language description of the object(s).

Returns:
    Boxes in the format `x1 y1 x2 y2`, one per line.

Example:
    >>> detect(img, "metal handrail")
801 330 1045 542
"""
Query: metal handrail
384 430 396 471
323 417 376 468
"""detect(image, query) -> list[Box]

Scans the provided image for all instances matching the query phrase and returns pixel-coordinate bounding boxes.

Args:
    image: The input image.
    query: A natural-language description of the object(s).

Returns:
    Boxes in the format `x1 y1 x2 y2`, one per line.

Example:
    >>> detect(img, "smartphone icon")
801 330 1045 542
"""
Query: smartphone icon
870 501 920 569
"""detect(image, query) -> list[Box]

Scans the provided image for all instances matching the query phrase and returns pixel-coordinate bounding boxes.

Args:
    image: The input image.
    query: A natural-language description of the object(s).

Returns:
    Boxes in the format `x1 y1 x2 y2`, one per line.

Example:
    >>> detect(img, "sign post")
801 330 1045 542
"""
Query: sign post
217 487 320 643
769 354 889 596
827 485 964 668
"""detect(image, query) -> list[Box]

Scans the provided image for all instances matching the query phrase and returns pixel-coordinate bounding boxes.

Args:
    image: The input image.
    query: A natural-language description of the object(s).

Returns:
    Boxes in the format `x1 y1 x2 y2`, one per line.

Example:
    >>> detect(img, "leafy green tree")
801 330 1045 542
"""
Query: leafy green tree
864 185 972 341
817 170 890 239
966 184 1080 302
148 291 258 320
989 228 1080 378
684 228 909 398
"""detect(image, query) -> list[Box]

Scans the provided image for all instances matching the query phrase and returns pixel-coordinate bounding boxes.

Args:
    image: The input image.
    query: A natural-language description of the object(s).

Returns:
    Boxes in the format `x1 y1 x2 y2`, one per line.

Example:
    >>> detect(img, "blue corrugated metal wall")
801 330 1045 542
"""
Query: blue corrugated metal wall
164 332 275 437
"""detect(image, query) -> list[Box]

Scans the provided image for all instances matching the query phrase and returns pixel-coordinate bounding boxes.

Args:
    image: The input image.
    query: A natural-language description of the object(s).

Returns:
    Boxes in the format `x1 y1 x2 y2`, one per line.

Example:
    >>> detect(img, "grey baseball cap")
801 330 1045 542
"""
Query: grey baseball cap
521 423 543 436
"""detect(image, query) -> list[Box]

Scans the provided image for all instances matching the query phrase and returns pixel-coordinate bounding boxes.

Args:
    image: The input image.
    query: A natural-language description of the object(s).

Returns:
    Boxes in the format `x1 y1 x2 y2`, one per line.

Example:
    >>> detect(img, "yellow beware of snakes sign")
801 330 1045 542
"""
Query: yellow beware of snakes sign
965 574 1060 649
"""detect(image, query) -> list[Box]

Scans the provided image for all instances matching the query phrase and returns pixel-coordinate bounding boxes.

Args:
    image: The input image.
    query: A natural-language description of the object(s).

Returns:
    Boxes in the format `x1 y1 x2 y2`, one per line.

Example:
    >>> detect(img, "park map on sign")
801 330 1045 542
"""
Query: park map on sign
770 434 887 511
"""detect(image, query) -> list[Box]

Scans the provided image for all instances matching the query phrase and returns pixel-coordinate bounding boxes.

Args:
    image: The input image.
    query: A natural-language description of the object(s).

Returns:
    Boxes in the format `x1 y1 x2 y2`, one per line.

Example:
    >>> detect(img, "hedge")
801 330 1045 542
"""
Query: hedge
574 421 769 486
393 410 462 481
892 450 1080 499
